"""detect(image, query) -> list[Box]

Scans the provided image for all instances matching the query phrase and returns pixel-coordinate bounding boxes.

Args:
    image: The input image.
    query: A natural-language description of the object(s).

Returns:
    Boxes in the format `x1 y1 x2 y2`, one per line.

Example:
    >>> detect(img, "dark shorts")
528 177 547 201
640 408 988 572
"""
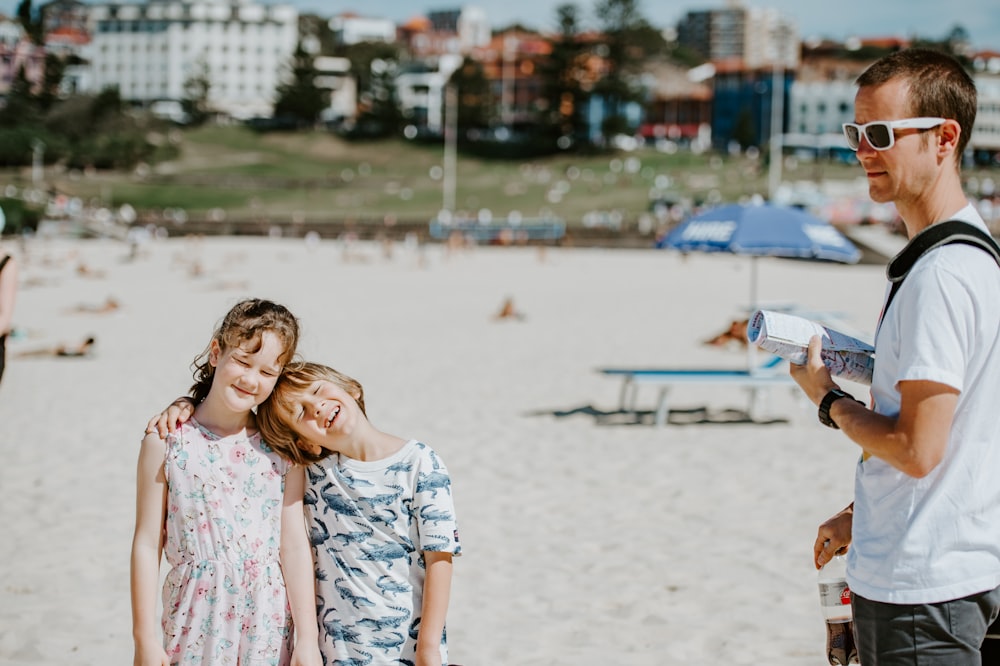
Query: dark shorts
852 585 1000 665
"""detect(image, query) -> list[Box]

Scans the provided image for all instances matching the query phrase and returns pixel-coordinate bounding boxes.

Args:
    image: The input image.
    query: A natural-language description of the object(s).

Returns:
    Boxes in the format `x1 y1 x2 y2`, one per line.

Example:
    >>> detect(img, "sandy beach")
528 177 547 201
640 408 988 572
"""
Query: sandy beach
0 233 891 665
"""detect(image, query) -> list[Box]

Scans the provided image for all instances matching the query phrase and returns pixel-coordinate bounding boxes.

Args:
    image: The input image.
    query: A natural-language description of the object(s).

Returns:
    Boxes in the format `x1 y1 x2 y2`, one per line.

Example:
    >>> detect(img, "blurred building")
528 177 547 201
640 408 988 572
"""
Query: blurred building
972 53 1000 162
638 59 713 149
394 6 490 134
398 6 489 58
710 59 792 152
785 42 872 159
328 12 395 46
677 0 799 69
475 29 550 126
40 0 92 95
83 0 298 120
395 55 462 135
313 55 355 124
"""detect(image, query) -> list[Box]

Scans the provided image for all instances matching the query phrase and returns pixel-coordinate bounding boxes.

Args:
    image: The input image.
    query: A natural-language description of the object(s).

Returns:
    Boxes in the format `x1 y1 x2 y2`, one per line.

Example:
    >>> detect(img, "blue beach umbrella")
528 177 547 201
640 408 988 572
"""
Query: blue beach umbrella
656 201 861 309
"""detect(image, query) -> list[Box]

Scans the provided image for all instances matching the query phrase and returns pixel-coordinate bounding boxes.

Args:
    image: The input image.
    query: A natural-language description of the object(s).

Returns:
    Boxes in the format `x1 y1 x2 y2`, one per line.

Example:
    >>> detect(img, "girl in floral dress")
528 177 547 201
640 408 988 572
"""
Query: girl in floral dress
130 299 321 666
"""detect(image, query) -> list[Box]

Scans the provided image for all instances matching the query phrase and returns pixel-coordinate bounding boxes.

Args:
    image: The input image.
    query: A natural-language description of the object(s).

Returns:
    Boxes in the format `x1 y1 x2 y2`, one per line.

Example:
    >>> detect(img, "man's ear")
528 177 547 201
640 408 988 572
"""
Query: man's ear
937 119 961 158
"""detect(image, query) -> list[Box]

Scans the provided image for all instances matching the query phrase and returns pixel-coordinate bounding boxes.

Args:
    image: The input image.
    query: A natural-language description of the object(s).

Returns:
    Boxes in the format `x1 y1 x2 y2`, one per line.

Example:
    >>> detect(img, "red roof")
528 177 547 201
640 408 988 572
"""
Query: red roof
46 26 90 45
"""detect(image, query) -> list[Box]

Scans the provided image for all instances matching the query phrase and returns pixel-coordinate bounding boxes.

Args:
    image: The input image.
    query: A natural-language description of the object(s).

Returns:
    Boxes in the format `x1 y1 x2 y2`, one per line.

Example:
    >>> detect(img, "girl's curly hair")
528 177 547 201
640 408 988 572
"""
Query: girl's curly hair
189 299 300 404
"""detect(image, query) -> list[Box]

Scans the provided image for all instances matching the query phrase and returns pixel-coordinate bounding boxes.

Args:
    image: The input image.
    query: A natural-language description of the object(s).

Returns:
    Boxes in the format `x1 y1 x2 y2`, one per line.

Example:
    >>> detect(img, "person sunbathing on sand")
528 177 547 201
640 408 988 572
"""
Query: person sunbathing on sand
703 319 749 347
67 296 120 314
493 297 525 321
15 335 96 358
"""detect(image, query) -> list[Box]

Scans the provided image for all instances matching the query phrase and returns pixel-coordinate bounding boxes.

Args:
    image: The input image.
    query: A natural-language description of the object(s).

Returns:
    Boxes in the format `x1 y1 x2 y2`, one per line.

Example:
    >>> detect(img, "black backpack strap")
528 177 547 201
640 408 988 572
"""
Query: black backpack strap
878 220 1000 332
0 255 9 273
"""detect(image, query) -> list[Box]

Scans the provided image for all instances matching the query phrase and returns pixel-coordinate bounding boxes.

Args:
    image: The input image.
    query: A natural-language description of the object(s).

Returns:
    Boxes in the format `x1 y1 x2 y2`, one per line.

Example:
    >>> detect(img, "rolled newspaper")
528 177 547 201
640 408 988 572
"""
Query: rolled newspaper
747 309 875 384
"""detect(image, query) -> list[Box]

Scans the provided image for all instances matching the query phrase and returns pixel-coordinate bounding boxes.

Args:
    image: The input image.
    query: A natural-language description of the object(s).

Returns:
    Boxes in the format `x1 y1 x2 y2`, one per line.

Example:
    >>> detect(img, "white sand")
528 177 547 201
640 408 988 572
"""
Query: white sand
0 234 889 665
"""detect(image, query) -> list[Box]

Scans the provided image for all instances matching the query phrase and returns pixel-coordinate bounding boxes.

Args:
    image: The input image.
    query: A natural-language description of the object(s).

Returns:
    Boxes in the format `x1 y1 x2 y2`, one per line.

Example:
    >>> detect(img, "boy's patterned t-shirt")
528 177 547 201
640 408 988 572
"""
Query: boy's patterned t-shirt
305 439 461 664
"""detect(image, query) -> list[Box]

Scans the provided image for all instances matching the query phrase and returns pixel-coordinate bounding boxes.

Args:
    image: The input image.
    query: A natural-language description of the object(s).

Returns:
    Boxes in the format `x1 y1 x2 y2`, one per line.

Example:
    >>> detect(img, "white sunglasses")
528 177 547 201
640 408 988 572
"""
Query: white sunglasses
842 117 946 151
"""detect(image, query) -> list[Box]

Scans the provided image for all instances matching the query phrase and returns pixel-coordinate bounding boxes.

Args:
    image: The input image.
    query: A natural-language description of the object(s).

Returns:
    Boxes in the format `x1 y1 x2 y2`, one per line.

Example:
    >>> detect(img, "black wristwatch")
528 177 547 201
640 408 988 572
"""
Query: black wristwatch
818 388 862 429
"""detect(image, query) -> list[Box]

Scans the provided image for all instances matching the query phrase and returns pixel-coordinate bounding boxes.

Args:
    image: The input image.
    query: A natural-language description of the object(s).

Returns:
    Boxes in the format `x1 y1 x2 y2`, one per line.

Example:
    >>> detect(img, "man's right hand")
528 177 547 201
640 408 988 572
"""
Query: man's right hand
814 503 854 569
144 397 196 438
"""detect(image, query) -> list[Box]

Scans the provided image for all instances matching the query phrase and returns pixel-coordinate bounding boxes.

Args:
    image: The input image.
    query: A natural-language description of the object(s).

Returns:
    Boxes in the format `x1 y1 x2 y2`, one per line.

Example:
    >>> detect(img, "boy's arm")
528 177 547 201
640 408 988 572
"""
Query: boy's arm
415 551 453 666
130 434 170 666
279 466 322 666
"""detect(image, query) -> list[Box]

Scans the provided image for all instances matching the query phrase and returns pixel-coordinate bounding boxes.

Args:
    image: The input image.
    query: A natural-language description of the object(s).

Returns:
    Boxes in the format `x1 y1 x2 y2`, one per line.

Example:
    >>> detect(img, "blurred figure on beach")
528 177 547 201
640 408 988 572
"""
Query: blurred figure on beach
493 296 525 321
67 296 120 314
130 299 320 666
14 335 96 358
0 215 18 387
791 48 1000 664
703 318 749 348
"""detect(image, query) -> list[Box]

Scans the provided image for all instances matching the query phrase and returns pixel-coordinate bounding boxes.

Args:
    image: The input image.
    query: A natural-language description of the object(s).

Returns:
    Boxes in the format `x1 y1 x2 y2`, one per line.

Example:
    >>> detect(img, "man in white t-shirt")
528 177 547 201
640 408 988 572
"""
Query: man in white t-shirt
790 48 1000 664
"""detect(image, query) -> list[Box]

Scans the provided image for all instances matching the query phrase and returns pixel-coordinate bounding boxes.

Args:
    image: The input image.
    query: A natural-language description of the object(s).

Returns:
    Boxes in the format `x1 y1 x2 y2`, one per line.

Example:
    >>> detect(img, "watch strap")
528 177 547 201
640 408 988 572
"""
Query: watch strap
818 388 860 429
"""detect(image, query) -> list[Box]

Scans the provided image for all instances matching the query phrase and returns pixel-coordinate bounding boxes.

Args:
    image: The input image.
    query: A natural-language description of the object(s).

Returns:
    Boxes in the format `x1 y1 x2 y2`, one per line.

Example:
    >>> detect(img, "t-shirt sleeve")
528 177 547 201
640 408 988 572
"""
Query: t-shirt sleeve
413 447 462 556
894 262 974 392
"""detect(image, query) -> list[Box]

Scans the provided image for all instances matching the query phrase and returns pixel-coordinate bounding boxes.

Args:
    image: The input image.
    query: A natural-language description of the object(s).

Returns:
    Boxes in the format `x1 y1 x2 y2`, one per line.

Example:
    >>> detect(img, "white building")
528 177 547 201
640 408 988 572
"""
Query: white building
677 1 799 69
456 6 490 52
313 55 355 123
328 13 396 46
83 0 298 120
788 79 855 137
395 54 462 135
972 71 1000 153
743 6 799 69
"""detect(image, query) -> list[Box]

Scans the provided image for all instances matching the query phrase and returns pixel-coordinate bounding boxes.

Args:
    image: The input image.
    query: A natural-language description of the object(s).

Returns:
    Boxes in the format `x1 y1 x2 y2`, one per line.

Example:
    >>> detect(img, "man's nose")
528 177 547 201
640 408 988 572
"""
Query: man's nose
856 132 878 156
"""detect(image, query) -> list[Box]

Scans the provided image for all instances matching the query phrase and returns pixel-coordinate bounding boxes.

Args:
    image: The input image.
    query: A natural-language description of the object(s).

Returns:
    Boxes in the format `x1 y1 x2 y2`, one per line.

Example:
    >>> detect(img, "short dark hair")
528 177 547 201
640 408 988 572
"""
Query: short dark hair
857 48 976 159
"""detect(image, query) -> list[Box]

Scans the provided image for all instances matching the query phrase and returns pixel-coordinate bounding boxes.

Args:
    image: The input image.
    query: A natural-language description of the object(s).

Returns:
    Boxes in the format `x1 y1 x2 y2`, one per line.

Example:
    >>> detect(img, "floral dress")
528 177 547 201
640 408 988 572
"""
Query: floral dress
161 418 293 665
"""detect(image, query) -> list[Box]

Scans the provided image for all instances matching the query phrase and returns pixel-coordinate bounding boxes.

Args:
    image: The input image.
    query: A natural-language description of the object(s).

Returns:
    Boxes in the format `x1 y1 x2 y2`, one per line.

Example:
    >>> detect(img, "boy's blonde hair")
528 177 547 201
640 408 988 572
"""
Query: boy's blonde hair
257 361 366 465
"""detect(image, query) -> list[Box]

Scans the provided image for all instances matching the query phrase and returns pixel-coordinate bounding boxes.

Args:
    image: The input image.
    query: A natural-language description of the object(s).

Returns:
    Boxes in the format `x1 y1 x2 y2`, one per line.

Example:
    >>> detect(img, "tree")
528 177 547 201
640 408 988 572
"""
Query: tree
540 4 590 144
273 41 328 126
336 42 400 105
182 58 212 126
592 0 663 144
90 86 124 122
15 0 43 45
364 57 402 136
910 24 973 65
37 53 66 112
332 41 403 138
732 107 757 150
298 13 337 56
449 56 492 133
0 66 39 128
